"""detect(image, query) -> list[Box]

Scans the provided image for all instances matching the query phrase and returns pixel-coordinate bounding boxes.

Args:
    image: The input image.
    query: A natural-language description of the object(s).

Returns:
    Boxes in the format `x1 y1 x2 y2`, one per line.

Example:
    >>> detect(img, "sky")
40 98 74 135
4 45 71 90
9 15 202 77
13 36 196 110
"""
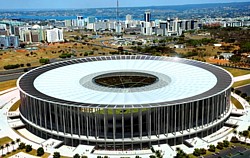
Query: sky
1 0 250 9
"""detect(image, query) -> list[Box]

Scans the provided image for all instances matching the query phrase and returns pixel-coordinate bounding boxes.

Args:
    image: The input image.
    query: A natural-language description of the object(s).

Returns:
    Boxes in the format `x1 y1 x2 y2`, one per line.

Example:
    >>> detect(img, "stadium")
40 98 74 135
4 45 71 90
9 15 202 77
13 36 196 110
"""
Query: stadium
17 55 233 150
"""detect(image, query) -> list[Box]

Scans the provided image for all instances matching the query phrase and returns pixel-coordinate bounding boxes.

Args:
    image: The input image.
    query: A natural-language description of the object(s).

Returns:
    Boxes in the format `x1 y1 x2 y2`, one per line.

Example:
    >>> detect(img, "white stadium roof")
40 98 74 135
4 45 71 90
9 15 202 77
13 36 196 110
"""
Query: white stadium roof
33 58 217 105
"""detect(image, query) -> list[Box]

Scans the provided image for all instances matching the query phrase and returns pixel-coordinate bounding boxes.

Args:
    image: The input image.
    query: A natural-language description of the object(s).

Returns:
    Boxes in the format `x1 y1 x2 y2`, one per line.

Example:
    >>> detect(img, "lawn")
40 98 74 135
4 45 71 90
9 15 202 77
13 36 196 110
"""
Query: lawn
223 67 250 77
0 80 17 92
9 100 20 111
231 96 244 109
2 149 50 158
233 80 250 88
0 136 12 146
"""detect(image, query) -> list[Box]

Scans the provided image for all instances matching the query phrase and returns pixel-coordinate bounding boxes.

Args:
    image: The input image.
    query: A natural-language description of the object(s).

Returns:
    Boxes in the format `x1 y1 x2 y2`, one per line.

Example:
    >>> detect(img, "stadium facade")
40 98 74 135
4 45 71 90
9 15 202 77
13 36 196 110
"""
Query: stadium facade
17 56 233 150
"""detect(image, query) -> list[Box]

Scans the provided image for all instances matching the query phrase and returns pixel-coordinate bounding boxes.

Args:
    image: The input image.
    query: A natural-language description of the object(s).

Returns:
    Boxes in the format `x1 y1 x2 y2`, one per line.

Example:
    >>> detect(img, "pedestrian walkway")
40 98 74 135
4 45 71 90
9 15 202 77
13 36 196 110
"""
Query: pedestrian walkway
234 74 250 82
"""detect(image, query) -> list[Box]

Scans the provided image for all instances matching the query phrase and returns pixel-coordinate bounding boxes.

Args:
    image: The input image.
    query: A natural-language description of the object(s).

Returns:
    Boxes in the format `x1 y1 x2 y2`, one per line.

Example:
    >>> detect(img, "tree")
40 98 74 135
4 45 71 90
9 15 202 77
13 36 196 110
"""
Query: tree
200 148 206 155
1 145 4 156
229 55 241 63
216 142 224 150
175 149 189 158
231 87 234 92
81 156 88 158
223 140 229 147
248 126 250 131
243 130 249 143
193 148 201 156
53 152 61 158
231 136 239 143
235 89 242 95
26 63 31 67
11 141 15 151
5 143 10 153
208 144 216 152
25 145 32 152
19 142 25 149
16 138 20 146
241 93 247 99
73 153 80 158
39 58 50 64
37 147 45 156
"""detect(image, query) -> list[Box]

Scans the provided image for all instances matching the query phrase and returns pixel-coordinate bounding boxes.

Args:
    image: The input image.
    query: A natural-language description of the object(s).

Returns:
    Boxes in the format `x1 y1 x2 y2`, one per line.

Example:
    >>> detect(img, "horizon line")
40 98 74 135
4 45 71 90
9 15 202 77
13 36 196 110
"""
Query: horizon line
0 1 249 10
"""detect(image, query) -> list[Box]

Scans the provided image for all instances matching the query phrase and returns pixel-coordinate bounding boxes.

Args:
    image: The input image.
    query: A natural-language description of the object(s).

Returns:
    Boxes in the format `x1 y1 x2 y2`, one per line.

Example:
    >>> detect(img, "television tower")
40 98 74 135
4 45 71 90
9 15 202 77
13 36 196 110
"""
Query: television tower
116 0 119 21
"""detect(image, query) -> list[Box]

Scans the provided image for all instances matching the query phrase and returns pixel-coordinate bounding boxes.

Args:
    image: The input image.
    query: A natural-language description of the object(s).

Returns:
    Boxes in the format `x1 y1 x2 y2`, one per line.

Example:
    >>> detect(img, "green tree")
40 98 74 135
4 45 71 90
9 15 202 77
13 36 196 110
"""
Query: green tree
25 145 32 152
200 148 206 155
5 143 10 153
53 152 61 158
193 148 201 156
37 147 45 156
223 140 229 147
216 142 224 150
229 55 241 63
16 138 20 146
241 93 247 99
208 144 216 152
243 130 249 143
19 142 25 149
73 153 80 158
174 149 189 158
1 145 4 156
11 141 15 151
39 58 50 64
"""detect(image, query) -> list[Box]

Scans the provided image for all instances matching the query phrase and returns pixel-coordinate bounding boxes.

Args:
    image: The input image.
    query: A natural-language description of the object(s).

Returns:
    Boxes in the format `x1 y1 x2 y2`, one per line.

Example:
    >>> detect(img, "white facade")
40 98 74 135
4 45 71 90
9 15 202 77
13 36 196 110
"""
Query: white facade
46 28 64 43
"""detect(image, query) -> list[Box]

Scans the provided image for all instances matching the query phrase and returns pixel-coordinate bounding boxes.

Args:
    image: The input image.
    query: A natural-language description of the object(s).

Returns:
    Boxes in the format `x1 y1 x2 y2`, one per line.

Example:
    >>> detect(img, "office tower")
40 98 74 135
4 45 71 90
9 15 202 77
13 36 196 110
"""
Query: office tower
144 11 151 22
0 35 19 48
87 16 96 24
46 28 64 43
77 16 84 27
126 14 132 21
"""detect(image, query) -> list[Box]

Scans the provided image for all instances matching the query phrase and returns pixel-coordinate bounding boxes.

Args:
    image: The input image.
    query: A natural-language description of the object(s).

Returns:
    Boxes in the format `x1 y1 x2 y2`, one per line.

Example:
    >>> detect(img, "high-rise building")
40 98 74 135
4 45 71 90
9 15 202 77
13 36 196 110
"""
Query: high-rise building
77 16 84 27
0 35 19 48
87 16 96 24
126 14 132 21
46 28 64 43
144 11 151 22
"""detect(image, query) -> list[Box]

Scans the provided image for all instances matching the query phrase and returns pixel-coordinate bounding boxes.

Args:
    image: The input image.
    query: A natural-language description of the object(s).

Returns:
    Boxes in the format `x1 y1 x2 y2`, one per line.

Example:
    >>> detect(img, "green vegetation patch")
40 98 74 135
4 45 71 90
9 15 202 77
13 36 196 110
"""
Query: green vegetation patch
223 67 250 77
9 100 20 111
233 80 250 88
0 136 12 146
231 96 244 109
0 80 17 92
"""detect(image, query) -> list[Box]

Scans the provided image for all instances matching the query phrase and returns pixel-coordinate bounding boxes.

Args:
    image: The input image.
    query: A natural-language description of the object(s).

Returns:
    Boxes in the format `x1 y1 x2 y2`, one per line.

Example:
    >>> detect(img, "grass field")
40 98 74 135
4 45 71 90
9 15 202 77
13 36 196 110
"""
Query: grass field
9 100 20 111
0 136 12 146
223 67 250 77
0 80 17 92
231 96 244 109
2 149 50 158
233 80 250 88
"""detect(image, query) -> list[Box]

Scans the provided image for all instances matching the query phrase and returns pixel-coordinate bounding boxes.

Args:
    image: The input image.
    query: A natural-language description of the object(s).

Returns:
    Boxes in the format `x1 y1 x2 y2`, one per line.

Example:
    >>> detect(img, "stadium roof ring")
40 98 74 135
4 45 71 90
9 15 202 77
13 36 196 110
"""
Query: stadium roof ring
17 55 233 149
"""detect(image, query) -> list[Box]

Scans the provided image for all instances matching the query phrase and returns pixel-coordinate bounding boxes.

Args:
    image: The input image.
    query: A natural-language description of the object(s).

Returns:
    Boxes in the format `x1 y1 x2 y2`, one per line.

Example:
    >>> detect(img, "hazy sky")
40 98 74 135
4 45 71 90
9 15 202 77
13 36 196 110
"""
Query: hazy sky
1 0 249 9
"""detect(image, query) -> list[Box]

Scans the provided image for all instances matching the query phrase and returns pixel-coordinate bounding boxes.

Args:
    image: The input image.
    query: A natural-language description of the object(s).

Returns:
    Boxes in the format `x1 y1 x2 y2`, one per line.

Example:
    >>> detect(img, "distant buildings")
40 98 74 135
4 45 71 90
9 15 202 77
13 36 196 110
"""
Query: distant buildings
144 11 151 22
0 35 19 48
46 28 64 43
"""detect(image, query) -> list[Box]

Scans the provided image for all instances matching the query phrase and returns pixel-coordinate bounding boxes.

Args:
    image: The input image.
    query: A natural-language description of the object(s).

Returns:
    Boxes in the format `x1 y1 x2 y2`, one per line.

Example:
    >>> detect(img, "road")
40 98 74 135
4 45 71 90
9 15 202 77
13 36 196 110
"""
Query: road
236 84 250 96
0 72 24 82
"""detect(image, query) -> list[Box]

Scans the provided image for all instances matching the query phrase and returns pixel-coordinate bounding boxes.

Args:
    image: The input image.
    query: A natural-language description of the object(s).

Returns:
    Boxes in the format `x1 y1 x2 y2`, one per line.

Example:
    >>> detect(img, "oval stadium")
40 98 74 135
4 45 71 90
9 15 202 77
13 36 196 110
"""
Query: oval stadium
17 55 233 150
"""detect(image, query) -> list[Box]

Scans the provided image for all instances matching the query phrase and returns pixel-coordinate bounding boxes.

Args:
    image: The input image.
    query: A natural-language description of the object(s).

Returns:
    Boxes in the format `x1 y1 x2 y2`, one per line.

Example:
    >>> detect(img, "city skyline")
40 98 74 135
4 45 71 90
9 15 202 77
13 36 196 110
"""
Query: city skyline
0 0 250 9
